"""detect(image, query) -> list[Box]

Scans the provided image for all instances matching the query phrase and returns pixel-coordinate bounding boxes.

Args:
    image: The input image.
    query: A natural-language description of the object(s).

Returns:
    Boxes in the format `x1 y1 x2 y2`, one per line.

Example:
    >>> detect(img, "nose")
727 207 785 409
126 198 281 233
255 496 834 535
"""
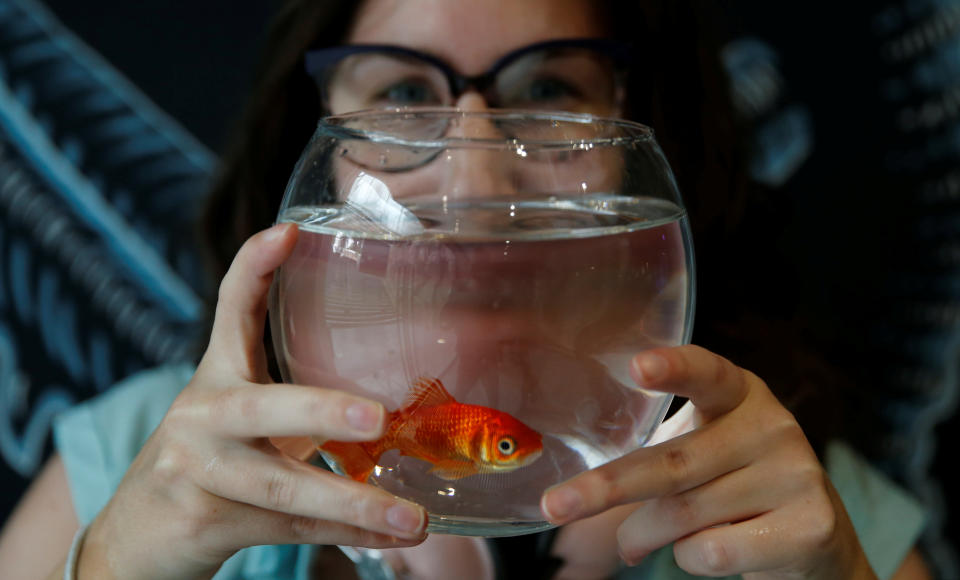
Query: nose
451 92 499 135
437 93 520 200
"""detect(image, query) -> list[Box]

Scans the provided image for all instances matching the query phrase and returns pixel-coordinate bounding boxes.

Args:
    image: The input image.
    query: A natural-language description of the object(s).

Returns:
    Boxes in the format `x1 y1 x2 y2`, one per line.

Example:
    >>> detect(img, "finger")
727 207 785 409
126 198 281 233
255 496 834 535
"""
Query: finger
201 445 427 540
197 383 386 441
542 344 782 525
270 436 322 461
219 502 426 552
670 495 836 577
615 456 802 565
204 223 299 381
630 345 752 420
541 417 757 525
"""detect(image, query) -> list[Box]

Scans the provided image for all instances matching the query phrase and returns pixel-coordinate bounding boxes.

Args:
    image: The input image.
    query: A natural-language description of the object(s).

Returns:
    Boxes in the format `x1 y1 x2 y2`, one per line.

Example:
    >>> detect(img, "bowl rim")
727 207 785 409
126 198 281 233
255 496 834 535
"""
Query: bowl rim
317 107 656 150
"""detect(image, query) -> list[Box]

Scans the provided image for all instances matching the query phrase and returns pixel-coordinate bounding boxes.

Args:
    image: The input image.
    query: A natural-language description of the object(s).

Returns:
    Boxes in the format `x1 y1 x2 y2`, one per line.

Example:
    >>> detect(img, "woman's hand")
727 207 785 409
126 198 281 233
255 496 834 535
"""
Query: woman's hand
77 224 427 580
541 345 877 579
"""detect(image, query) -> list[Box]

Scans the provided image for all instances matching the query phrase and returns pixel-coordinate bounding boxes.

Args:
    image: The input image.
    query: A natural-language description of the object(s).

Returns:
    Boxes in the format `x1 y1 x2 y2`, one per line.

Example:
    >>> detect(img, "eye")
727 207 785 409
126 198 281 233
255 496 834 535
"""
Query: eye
497 437 517 456
523 77 580 102
376 80 443 105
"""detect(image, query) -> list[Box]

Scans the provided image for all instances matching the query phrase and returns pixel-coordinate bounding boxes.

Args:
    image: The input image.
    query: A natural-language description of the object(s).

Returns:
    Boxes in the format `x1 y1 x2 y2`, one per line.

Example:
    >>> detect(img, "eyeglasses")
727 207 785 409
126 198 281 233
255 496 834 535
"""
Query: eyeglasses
305 38 630 116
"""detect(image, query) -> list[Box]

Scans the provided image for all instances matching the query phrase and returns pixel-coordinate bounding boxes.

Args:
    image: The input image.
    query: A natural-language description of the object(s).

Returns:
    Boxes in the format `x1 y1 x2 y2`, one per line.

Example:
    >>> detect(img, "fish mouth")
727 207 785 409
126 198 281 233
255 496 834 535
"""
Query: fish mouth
484 449 544 473
516 448 543 468
525 448 544 465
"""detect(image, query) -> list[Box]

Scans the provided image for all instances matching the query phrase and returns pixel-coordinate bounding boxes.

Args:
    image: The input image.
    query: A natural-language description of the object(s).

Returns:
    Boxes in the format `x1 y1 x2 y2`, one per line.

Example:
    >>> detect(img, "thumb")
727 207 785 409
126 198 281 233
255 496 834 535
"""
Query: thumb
202 223 298 382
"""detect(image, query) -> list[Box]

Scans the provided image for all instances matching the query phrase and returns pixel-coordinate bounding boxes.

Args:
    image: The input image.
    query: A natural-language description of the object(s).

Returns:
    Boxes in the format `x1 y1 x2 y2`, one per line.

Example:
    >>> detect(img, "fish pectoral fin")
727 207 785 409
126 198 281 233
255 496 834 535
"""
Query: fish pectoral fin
320 440 379 483
428 460 478 481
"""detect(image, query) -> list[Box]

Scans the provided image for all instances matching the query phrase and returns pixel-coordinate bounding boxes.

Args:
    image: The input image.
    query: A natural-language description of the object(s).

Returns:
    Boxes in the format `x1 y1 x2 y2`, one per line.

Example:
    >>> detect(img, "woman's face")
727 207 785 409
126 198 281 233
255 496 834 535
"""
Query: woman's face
347 0 606 111
330 0 618 201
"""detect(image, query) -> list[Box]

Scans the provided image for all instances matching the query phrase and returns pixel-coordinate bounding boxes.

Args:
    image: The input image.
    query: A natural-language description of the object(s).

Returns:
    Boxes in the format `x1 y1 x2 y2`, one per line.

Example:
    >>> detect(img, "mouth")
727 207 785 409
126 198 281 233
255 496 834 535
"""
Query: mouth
519 448 544 467
482 448 545 475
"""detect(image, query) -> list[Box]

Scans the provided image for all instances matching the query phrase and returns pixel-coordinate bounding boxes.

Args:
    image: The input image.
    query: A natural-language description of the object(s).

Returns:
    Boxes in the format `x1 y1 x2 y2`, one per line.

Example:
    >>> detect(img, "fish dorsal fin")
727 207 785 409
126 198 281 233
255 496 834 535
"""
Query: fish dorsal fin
404 377 455 411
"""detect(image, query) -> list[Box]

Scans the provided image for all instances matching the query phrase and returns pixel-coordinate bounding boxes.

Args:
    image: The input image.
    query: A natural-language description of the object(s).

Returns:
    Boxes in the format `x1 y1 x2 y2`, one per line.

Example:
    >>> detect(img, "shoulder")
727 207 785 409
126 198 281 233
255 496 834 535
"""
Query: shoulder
825 440 927 580
52 363 195 524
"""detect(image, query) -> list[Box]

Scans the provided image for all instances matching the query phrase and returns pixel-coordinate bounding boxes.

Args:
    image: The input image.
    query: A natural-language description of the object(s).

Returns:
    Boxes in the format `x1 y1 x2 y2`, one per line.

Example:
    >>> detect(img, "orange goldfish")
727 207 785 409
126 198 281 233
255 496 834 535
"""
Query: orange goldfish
320 377 543 482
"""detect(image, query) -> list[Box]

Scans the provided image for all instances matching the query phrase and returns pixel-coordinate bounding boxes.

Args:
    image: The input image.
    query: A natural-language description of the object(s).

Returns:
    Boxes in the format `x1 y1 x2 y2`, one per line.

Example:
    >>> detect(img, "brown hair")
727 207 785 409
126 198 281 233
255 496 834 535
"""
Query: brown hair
199 0 356 286
201 0 749 283
199 0 841 452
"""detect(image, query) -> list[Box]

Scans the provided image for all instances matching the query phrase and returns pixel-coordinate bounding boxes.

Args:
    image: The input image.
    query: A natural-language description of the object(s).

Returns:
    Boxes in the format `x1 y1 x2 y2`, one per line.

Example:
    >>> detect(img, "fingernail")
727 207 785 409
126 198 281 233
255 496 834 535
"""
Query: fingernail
633 353 667 384
542 486 583 522
386 502 425 535
345 402 383 435
618 547 647 567
264 222 291 241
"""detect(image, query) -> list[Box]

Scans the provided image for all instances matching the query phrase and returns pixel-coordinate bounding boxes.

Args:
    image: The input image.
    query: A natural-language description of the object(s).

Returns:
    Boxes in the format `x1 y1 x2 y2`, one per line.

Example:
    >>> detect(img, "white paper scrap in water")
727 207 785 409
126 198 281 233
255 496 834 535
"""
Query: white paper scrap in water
344 173 424 236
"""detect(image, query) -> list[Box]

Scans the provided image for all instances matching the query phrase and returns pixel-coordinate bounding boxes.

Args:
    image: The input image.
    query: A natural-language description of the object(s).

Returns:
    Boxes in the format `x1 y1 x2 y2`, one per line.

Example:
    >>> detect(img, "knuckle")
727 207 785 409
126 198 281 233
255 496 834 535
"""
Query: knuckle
355 529 390 548
345 493 378 526
797 490 839 553
210 389 260 426
676 535 736 576
265 470 298 511
163 395 198 429
712 356 731 386
203 391 232 424
289 515 324 539
660 446 692 493
216 279 229 305
214 279 236 316
738 365 761 387
237 391 262 422
696 538 733 575
773 404 801 431
662 492 698 527
161 488 227 547
772 410 801 434
670 349 690 382
756 405 803 443
178 500 222 540
616 529 646 565
734 365 752 393
152 441 192 485
793 460 827 489
307 392 335 424
591 466 626 506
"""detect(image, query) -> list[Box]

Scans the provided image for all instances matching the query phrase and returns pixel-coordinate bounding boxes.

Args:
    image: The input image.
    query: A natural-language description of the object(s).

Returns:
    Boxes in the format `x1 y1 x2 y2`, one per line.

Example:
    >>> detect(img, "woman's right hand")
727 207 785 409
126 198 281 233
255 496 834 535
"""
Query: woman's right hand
77 224 427 580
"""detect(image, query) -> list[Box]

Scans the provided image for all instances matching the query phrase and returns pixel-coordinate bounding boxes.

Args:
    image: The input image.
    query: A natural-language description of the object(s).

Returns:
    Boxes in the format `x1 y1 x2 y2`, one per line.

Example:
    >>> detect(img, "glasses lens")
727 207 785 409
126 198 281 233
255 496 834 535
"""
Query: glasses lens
324 52 453 114
333 113 449 171
329 111 627 175
493 47 623 116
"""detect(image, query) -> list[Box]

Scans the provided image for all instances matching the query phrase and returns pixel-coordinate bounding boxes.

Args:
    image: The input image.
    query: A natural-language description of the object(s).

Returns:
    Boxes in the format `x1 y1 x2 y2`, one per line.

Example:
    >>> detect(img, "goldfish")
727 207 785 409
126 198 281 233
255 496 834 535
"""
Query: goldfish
320 377 543 482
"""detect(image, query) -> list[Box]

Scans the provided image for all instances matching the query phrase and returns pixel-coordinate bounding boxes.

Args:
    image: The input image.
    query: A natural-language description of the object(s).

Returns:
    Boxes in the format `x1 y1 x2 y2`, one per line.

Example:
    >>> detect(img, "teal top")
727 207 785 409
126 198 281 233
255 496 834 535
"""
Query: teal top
53 365 927 580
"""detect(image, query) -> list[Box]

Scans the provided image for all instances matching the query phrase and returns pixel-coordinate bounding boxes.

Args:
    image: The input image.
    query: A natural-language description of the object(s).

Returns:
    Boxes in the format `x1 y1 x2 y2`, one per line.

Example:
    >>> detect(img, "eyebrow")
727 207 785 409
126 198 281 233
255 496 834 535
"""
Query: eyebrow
304 38 632 79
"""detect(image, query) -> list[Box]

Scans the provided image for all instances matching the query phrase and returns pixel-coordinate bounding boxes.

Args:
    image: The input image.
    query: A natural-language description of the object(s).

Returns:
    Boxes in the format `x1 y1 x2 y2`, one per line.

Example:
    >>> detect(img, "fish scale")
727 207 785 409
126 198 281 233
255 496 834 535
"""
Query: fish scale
399 406 492 462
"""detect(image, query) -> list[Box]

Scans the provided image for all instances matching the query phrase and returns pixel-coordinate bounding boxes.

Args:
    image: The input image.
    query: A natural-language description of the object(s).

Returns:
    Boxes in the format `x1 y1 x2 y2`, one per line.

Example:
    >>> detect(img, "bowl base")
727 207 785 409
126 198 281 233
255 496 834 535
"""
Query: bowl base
426 515 556 537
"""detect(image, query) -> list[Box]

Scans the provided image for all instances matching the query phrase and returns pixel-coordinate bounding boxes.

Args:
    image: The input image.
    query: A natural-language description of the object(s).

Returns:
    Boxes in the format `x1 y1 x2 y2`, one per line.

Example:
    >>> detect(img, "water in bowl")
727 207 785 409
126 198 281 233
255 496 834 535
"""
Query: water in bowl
269 195 692 536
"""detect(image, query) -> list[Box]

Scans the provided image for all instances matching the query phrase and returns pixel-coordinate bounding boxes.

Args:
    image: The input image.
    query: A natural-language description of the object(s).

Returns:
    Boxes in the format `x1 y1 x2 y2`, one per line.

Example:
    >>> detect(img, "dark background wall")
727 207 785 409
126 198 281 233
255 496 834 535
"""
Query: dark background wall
0 0 273 540
729 5 960 572
43 1 275 152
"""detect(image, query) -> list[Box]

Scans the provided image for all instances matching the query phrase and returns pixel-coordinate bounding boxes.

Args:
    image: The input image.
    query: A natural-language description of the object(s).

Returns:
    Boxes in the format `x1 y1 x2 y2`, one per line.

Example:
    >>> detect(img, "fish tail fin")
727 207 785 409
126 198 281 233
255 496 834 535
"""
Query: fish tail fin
319 440 383 483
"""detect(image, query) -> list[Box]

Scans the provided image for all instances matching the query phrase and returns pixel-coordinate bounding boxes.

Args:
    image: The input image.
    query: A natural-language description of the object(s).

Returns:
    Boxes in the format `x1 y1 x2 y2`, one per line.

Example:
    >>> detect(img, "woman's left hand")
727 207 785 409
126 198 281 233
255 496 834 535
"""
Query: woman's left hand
540 345 877 579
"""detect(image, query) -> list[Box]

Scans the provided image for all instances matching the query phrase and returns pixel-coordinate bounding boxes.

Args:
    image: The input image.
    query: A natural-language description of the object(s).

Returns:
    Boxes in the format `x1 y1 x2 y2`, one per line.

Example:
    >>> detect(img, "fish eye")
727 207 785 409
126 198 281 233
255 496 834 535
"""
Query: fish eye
498 437 517 456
